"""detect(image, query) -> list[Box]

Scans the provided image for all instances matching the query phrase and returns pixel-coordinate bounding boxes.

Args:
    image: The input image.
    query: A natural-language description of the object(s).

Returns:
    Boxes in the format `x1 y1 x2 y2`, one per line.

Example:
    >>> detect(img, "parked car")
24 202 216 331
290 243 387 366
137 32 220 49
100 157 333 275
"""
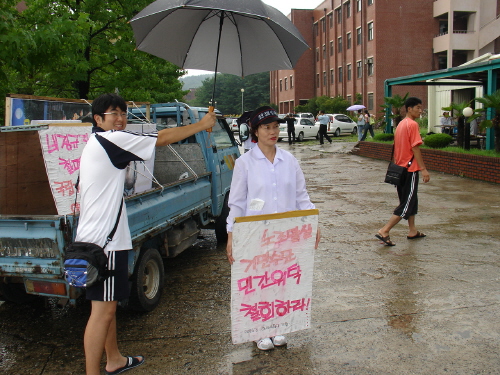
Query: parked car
279 118 318 142
315 114 357 137
295 112 314 120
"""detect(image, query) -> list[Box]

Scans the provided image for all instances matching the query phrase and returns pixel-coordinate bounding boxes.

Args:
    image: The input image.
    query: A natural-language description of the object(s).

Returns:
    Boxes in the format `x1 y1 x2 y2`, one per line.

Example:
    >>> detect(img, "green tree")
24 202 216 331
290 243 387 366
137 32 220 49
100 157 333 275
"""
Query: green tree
294 95 351 116
0 0 186 117
190 72 269 115
380 93 409 132
442 101 471 148
474 89 500 153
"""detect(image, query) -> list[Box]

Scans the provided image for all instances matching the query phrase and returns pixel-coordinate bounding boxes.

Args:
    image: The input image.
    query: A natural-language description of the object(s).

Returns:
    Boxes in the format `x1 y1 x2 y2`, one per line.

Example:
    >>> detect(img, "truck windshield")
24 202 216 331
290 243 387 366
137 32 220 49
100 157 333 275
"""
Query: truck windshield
211 119 233 149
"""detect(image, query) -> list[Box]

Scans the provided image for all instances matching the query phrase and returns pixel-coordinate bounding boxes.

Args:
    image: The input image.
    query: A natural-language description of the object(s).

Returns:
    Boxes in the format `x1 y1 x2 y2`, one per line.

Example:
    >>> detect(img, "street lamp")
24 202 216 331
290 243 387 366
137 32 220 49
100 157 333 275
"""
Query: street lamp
241 88 245 114
463 107 473 150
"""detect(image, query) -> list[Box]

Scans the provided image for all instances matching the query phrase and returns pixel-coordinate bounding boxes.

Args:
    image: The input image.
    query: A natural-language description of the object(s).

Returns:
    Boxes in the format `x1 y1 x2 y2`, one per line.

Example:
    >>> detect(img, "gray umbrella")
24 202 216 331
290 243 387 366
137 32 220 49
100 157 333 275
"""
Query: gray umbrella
130 0 309 78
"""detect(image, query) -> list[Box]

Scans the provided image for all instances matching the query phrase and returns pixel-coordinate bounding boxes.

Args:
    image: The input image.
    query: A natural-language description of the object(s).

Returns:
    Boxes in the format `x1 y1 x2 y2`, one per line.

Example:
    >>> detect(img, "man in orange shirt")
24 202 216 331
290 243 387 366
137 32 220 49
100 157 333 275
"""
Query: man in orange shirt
376 97 430 246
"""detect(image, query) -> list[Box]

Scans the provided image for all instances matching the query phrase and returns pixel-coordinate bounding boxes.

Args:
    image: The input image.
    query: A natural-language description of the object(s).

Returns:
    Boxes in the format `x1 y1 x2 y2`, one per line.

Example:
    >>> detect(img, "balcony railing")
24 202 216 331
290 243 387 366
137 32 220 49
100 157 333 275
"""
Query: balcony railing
434 30 475 38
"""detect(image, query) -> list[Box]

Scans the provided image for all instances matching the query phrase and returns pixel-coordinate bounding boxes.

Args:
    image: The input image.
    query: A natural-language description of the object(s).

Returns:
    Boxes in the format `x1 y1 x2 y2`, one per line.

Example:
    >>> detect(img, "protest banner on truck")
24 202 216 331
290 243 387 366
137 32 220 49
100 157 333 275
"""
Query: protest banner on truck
38 124 156 215
231 209 318 344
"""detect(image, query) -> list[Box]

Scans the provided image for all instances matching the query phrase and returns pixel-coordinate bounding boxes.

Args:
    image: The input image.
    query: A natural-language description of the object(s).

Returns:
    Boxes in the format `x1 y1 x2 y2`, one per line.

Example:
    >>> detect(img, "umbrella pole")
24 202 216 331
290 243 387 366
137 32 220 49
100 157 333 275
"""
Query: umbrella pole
209 10 225 119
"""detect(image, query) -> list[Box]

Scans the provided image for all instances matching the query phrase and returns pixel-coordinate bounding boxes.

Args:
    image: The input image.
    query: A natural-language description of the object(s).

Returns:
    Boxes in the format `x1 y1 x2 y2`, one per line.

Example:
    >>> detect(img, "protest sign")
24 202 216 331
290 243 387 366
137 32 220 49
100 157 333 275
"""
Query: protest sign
38 124 91 215
38 123 156 215
231 209 318 344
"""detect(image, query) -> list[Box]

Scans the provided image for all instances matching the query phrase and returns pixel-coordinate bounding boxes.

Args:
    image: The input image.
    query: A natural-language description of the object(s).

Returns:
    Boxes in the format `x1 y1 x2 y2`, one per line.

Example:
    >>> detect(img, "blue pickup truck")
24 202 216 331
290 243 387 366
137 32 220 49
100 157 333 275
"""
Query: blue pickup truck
0 102 239 311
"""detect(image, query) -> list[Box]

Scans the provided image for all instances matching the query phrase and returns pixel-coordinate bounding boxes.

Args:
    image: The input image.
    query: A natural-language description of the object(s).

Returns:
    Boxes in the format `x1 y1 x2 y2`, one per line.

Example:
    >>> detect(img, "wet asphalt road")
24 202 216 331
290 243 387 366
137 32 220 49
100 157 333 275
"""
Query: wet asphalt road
1 141 499 375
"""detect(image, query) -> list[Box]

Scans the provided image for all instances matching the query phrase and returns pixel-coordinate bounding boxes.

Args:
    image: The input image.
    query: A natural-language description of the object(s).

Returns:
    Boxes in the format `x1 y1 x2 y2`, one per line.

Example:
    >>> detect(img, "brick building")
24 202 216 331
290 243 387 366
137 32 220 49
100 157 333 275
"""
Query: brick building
270 0 500 115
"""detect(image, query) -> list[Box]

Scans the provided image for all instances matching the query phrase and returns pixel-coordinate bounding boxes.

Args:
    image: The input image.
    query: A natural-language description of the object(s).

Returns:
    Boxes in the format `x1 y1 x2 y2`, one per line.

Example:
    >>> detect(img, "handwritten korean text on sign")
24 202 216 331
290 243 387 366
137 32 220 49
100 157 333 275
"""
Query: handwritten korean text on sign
231 210 318 344
39 125 92 215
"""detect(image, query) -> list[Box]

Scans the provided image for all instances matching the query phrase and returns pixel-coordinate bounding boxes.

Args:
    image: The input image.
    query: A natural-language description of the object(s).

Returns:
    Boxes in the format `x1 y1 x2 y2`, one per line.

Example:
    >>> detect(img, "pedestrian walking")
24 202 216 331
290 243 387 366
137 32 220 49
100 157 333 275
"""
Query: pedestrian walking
225 105 320 351
285 113 296 145
357 110 366 141
317 110 332 145
77 93 215 375
360 110 375 141
376 97 430 246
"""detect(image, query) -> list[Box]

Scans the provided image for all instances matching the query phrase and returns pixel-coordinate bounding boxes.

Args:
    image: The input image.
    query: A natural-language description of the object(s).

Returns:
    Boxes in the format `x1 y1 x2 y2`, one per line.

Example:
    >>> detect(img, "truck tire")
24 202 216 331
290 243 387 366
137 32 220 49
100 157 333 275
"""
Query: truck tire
215 194 229 244
128 248 164 312
0 282 39 304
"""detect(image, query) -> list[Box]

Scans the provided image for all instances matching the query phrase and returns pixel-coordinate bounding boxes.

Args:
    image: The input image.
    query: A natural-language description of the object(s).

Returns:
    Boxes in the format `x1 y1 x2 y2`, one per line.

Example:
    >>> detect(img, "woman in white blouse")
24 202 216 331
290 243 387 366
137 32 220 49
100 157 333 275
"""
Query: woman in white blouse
226 106 320 351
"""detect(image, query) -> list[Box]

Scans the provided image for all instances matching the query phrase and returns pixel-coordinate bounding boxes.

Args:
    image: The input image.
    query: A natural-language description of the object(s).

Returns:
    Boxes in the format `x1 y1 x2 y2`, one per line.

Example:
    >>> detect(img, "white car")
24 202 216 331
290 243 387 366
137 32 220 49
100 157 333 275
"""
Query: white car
315 114 357 137
279 118 318 142
295 112 314 120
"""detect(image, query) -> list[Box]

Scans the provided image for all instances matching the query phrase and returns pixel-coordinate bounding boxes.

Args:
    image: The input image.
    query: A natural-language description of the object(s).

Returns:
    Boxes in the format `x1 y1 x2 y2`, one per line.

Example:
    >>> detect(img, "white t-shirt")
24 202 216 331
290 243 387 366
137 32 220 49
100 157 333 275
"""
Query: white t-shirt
75 129 157 251
226 145 315 232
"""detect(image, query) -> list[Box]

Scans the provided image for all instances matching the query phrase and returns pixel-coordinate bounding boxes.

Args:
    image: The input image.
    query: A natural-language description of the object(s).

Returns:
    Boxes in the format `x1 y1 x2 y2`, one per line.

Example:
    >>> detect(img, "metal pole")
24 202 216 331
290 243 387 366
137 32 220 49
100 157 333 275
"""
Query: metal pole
241 88 244 113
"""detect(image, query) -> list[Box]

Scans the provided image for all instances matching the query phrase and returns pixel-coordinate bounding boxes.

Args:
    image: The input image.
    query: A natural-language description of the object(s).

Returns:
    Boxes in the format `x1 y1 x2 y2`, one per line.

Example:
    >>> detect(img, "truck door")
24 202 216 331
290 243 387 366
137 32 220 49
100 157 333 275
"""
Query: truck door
208 117 240 215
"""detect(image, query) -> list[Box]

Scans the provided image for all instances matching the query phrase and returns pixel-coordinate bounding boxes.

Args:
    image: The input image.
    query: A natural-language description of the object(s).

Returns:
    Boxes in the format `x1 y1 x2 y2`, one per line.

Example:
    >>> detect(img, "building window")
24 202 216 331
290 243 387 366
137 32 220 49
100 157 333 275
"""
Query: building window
338 37 342 52
368 93 374 110
280 79 282 92
357 27 362 45
330 41 334 55
290 75 294 88
328 13 333 28
336 7 341 23
316 73 320 88
368 22 373 41
347 32 352 49
313 23 318 36
330 69 334 84
367 57 374 75
316 48 319 62
338 67 343 82
347 95 352 104
323 44 326 59
323 71 327 86
345 1 351 18
357 61 362 78
368 0 373 5
357 0 361 12
347 64 352 80
321 18 325 33
284 77 288 90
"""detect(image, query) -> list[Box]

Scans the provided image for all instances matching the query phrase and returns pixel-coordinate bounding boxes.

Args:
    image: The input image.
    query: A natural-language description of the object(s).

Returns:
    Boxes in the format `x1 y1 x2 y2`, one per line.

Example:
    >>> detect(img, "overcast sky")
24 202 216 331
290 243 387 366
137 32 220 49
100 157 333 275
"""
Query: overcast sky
183 0 313 77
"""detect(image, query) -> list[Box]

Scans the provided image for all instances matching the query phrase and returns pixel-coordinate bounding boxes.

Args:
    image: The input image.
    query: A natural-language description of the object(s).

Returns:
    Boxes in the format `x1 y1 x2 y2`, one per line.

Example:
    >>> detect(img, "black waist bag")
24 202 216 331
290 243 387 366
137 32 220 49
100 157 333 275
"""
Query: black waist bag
384 142 414 187
64 242 109 288
64 199 123 288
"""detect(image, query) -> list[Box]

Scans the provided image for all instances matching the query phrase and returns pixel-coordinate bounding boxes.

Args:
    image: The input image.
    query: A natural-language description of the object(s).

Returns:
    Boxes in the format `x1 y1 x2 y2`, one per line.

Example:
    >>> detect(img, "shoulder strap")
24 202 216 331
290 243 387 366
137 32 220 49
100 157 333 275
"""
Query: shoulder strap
102 198 124 250
390 119 415 168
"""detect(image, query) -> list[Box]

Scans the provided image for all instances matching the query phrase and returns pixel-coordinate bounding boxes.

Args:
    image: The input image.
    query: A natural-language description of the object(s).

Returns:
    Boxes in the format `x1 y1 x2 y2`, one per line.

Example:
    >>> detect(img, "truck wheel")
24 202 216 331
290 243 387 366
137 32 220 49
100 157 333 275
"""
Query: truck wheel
0 282 39 304
129 248 164 312
215 194 229 244
297 132 304 141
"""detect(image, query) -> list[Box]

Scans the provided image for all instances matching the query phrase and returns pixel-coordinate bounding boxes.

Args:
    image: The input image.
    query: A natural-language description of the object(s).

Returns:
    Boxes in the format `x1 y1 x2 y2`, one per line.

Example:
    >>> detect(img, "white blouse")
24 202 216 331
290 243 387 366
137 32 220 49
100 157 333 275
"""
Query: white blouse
226 145 315 232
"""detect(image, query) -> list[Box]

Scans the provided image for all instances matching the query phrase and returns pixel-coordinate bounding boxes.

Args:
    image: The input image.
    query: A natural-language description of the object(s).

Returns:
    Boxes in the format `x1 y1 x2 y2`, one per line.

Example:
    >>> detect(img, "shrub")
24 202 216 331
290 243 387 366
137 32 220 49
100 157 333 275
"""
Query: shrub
423 133 453 148
373 133 394 142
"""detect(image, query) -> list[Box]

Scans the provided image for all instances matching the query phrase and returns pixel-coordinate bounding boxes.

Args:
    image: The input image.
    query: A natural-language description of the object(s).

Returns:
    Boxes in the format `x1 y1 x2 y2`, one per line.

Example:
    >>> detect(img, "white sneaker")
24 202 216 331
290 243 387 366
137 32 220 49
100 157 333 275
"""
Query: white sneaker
272 335 287 346
256 338 274 350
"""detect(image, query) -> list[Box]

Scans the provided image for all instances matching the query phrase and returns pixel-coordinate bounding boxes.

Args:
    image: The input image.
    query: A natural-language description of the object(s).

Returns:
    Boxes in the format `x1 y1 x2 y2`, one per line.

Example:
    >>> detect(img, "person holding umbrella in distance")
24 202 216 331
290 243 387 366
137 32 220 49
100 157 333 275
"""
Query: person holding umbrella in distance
226 106 321 351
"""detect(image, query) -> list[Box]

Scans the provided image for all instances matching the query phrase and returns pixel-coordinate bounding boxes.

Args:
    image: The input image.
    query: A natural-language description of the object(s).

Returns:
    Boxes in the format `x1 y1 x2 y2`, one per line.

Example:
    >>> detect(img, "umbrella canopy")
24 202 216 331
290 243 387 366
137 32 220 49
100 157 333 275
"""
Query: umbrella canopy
346 104 366 111
129 0 309 77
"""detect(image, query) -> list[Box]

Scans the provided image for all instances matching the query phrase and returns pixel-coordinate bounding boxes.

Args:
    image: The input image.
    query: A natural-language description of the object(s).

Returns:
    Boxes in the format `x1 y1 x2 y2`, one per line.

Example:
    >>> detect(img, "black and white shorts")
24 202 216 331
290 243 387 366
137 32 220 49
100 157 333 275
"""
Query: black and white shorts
85 250 130 302
394 171 419 220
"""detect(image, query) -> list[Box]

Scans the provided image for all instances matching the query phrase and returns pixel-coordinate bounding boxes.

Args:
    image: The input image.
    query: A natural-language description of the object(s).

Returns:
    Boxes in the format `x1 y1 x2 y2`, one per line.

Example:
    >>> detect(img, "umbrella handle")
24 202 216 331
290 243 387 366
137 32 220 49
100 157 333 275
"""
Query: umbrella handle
206 106 214 132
